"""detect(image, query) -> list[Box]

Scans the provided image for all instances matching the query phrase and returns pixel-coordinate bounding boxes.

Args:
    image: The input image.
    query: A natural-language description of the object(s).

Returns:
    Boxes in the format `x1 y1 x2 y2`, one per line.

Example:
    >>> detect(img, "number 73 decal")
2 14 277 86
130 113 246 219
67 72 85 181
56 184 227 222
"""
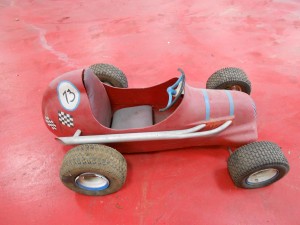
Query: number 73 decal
57 81 80 111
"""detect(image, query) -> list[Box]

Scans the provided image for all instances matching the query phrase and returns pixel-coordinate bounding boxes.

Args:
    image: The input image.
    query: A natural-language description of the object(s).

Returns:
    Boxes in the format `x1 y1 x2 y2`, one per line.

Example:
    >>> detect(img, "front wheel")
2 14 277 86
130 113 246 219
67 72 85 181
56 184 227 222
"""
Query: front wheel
60 144 127 196
228 141 289 189
206 67 251 94
89 63 128 88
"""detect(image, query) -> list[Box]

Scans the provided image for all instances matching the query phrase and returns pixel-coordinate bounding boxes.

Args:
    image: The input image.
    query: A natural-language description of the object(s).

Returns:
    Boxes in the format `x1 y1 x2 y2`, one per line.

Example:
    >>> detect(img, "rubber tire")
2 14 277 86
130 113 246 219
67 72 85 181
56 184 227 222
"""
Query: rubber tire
206 67 251 94
89 63 128 88
228 141 289 189
60 144 127 196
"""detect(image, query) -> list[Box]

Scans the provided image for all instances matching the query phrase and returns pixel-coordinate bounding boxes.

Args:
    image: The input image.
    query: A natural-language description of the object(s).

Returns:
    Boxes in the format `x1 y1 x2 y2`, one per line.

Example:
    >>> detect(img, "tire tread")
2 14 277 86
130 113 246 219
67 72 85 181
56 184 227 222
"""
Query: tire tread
89 63 128 88
228 141 289 188
60 144 127 196
206 67 251 94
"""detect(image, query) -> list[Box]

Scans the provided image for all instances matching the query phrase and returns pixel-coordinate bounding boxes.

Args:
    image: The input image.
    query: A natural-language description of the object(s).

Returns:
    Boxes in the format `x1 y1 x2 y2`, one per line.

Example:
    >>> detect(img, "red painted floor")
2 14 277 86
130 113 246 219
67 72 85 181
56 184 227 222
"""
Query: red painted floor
1 0 300 224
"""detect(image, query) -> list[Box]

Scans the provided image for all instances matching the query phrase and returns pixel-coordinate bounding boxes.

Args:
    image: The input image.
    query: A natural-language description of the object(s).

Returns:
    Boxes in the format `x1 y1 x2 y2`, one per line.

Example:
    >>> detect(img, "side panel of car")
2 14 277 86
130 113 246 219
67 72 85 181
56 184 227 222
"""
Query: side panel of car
42 69 105 137
42 69 257 152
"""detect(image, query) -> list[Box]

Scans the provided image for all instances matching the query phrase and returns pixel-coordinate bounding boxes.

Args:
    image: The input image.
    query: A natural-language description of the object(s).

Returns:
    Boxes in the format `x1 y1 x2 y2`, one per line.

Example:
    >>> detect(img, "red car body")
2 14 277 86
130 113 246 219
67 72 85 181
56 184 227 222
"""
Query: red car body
42 69 258 153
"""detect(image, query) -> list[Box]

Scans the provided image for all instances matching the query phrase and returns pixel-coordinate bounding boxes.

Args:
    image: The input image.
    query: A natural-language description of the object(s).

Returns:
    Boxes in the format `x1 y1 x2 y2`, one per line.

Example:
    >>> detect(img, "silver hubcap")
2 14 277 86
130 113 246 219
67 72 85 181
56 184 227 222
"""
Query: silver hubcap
246 168 279 184
75 173 109 191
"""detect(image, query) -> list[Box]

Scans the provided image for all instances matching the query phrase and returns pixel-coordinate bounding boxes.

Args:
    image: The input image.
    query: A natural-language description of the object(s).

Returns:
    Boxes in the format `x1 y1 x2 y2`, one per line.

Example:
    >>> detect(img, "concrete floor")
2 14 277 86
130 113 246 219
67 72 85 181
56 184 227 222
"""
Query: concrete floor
1 0 300 224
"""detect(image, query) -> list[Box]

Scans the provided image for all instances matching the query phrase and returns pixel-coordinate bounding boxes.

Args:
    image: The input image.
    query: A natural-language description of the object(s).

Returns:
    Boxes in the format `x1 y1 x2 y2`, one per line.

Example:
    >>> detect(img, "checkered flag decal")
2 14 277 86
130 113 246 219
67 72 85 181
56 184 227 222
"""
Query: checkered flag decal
45 116 57 130
58 111 74 128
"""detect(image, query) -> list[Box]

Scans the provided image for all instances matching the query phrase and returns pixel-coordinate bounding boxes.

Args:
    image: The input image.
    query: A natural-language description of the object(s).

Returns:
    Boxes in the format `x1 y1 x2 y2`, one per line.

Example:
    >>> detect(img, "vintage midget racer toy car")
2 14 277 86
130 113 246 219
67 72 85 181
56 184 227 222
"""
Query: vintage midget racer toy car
42 63 289 196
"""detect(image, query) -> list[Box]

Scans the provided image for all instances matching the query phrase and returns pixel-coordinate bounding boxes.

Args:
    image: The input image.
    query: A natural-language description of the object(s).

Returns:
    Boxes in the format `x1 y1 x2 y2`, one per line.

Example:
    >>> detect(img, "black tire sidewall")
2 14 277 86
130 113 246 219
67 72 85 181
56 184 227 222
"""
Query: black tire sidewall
97 75 123 87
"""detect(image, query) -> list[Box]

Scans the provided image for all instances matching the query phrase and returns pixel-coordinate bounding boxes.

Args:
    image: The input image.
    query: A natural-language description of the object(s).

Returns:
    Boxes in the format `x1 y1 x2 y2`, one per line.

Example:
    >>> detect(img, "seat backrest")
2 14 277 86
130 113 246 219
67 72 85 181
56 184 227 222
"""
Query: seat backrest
83 69 112 127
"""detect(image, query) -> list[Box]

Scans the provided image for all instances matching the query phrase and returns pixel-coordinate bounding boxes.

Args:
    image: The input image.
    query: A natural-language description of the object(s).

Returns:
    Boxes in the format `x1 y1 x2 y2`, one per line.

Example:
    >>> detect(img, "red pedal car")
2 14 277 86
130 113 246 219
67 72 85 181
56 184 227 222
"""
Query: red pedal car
42 64 289 196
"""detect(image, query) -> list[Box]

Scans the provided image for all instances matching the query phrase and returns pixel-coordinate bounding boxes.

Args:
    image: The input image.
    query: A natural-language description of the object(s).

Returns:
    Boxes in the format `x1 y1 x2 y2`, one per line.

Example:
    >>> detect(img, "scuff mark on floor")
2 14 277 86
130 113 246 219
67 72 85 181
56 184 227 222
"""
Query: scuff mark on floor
28 23 77 68
138 180 149 225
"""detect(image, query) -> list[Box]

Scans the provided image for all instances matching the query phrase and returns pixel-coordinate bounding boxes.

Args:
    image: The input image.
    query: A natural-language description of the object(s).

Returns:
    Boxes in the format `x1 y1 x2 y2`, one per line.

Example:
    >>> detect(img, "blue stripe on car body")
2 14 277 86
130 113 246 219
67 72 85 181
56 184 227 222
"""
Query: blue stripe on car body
201 89 211 120
225 90 234 116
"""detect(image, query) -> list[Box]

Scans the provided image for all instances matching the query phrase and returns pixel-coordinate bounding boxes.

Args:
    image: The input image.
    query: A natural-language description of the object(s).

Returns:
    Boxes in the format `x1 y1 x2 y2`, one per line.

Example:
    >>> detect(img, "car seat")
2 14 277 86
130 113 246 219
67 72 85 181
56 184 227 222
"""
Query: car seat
83 69 153 129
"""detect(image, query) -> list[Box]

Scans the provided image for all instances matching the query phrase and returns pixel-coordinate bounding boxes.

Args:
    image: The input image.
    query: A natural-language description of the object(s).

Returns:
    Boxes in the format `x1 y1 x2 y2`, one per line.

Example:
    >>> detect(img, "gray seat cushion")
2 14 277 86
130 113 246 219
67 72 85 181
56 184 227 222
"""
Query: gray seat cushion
111 105 153 130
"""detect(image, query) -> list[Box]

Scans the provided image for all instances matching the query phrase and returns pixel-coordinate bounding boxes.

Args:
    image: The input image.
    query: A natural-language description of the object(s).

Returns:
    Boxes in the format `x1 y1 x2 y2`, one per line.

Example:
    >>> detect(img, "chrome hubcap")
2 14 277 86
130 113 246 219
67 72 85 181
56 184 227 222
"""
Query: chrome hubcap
75 172 109 191
246 168 279 184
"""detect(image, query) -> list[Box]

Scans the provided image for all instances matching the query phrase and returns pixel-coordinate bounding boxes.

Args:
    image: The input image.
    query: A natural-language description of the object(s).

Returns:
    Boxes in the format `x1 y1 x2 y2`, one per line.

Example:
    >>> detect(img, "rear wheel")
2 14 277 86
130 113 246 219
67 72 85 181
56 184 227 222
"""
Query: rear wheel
206 67 251 94
227 141 289 188
60 144 127 196
89 63 128 88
